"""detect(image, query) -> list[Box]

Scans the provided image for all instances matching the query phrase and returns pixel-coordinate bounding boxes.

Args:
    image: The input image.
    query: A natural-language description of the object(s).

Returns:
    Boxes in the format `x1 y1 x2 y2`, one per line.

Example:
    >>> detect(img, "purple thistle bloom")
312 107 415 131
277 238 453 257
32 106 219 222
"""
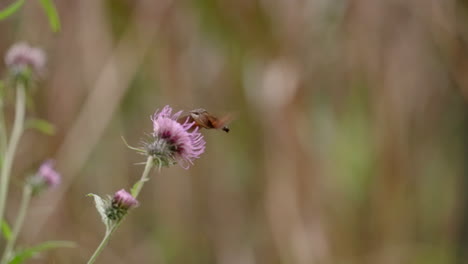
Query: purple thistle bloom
145 105 205 169
112 189 139 210
37 160 61 187
4 42 46 75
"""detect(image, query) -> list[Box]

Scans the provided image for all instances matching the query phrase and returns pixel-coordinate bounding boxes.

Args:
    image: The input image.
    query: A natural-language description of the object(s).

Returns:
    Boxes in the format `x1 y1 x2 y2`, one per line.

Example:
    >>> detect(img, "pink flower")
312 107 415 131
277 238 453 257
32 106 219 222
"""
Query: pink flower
4 42 46 75
146 105 205 169
37 160 61 187
112 189 138 210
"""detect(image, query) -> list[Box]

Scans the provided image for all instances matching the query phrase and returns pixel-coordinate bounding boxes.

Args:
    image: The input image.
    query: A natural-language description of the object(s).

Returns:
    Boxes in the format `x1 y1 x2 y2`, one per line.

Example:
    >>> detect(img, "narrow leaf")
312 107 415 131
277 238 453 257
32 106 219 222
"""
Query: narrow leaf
8 240 76 264
0 0 25 20
38 0 60 32
1 220 12 241
26 119 56 135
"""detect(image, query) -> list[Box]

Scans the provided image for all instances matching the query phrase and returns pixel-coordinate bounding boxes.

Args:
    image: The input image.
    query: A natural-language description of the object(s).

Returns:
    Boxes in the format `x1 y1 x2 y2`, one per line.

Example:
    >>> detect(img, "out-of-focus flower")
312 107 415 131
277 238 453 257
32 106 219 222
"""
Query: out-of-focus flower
28 160 61 195
143 105 206 169
37 160 61 187
4 42 46 76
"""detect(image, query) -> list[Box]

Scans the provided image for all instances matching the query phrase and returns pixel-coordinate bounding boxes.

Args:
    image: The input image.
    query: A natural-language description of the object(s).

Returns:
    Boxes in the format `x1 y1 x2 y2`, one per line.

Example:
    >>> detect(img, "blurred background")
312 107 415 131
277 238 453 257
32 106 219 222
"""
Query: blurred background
1 0 468 263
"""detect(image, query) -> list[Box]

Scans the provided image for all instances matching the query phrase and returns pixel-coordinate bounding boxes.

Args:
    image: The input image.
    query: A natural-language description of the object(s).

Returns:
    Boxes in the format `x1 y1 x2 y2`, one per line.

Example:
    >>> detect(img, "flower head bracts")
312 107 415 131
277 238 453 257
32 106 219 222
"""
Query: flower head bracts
107 189 138 222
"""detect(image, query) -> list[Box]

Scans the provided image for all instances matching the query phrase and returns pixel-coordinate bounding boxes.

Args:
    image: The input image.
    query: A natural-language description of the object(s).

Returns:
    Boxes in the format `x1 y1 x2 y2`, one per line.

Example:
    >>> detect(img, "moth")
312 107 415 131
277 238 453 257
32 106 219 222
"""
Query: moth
179 108 232 133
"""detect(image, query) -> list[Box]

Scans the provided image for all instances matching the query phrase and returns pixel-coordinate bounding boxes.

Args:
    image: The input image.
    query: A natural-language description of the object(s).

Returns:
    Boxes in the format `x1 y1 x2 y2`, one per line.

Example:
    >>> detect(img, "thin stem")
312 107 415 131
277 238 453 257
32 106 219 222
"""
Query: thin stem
86 156 154 264
132 156 154 198
0 98 8 156
0 185 32 264
86 225 117 264
0 83 26 233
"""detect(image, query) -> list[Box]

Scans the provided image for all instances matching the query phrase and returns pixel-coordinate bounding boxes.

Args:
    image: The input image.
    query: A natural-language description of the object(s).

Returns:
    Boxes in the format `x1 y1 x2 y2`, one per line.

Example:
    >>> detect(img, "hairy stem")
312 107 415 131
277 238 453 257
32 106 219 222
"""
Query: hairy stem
0 83 26 236
0 185 32 264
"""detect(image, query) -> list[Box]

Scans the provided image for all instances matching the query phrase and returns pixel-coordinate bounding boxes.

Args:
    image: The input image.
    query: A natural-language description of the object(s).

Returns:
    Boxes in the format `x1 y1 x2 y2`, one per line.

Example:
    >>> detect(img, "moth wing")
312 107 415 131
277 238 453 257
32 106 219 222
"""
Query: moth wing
177 115 195 125
195 113 214 129
209 113 234 129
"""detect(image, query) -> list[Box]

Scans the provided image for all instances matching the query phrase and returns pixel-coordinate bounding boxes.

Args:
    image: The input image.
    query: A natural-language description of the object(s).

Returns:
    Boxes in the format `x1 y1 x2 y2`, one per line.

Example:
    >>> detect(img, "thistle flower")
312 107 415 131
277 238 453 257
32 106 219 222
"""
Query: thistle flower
28 160 61 195
4 42 46 76
143 105 205 169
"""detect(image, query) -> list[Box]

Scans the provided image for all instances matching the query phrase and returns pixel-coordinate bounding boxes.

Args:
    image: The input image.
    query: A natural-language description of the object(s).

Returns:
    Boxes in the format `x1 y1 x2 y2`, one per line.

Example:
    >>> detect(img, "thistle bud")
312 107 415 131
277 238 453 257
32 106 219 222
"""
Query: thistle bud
106 189 138 221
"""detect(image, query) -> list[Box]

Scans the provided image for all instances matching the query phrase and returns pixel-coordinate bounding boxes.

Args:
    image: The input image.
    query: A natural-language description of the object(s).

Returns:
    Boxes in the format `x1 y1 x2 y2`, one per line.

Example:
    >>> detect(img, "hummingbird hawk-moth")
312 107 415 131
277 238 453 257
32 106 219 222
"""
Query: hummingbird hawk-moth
179 108 232 133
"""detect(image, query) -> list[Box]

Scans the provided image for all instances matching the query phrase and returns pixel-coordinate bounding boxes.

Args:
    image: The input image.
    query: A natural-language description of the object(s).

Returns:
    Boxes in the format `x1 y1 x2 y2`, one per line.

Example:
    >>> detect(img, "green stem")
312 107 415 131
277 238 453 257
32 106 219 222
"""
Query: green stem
132 156 154 198
86 225 117 264
0 185 32 264
86 156 154 264
0 83 26 237
0 98 8 157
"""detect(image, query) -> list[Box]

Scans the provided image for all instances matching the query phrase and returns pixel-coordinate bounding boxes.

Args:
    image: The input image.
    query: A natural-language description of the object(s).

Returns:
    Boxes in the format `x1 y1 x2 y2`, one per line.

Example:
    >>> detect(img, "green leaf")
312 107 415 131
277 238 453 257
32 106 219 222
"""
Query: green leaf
25 119 56 135
8 240 76 264
38 0 60 32
1 220 12 241
130 181 143 197
0 0 25 20
87 193 111 229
